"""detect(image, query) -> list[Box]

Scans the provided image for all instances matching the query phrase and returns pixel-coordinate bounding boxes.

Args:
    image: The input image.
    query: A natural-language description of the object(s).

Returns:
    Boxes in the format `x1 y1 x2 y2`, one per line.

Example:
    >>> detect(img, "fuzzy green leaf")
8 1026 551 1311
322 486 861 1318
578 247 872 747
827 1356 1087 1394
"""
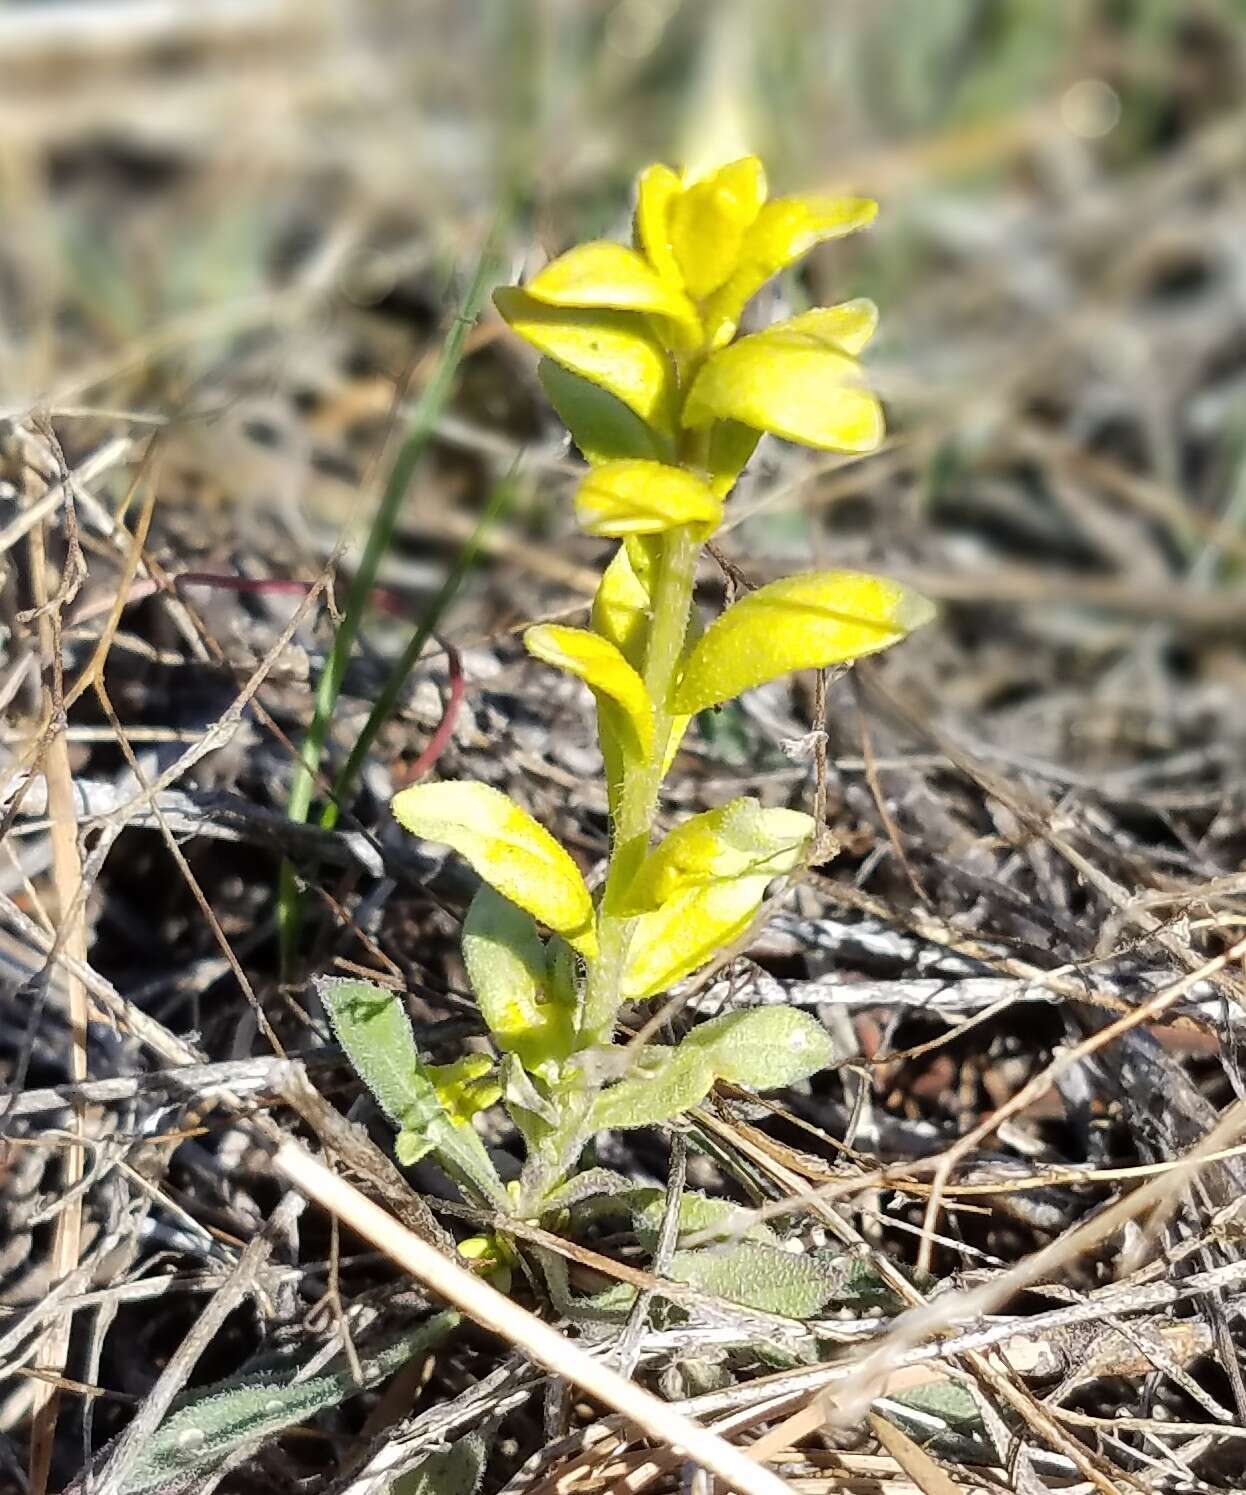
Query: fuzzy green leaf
318 977 436 1130
629 1187 778 1249
589 1046 715 1132
705 419 761 498
667 1241 844 1318
119 1315 457 1495
591 1008 833 1130
391 1434 489 1495
679 1007 835 1090
320 977 507 1207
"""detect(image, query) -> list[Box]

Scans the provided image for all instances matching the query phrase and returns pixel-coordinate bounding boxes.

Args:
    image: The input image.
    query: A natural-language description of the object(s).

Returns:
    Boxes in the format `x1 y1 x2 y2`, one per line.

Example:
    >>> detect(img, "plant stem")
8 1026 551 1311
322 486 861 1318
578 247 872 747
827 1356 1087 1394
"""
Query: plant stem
581 522 699 1041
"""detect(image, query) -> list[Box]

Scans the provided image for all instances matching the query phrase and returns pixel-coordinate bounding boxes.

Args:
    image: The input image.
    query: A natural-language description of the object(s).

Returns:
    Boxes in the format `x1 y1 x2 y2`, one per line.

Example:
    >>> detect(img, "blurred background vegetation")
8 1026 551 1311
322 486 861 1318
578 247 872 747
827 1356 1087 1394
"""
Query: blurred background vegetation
6 4 1246 1489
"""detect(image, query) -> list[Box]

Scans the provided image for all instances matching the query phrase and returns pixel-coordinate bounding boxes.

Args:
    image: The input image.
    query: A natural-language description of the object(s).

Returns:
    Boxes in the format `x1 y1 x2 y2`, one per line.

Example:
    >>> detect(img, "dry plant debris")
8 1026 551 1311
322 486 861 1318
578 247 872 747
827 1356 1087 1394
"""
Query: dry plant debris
3 4 1246 1494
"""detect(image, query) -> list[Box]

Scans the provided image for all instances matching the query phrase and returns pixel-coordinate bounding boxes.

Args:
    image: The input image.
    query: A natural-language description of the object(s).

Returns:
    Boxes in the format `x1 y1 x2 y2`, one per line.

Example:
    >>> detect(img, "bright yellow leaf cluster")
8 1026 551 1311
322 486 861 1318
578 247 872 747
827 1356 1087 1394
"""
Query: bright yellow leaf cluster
496 154 883 496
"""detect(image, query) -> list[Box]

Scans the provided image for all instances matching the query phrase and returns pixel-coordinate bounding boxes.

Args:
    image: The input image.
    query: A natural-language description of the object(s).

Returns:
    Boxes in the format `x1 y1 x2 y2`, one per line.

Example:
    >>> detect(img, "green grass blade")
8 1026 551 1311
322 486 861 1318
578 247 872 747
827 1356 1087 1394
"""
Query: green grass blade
319 463 518 834
278 229 502 969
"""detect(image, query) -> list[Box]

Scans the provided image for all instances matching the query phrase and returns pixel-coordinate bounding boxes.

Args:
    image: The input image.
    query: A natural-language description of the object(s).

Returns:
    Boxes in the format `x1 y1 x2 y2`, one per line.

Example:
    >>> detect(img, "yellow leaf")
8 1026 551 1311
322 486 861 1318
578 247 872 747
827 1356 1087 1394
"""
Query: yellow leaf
621 798 815 913
425 1054 501 1127
493 287 675 434
462 887 575 1071
621 875 771 1000
672 571 935 715
634 162 684 287
775 299 880 354
392 780 596 954
524 623 654 759
702 196 878 347
669 156 767 300
574 460 721 537
591 542 651 670
525 241 700 349
682 307 884 453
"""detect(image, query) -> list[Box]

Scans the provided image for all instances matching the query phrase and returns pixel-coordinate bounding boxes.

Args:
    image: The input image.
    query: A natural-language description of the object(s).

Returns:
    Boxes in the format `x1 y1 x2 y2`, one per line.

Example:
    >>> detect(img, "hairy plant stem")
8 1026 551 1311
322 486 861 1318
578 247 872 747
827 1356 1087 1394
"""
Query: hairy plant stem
581 521 700 1042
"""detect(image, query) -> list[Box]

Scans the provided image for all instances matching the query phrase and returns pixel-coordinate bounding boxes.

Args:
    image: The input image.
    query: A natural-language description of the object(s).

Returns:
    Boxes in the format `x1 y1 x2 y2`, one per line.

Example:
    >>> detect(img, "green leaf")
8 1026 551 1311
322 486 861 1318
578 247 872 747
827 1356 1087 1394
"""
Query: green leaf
669 156 767 299
493 287 675 435
318 976 434 1130
392 780 596 956
672 570 935 715
702 199 878 348
574 459 721 538
462 887 575 1072
540 1167 634 1212
589 1045 714 1131
629 1187 778 1249
620 874 773 1000
391 1436 489 1495
680 1007 835 1090
682 306 884 453
667 1240 844 1318
119 1315 457 1495
523 240 700 348
705 419 761 498
887 1378 983 1434
524 624 654 759
537 360 670 466
620 798 815 914
320 977 507 1207
590 1007 832 1129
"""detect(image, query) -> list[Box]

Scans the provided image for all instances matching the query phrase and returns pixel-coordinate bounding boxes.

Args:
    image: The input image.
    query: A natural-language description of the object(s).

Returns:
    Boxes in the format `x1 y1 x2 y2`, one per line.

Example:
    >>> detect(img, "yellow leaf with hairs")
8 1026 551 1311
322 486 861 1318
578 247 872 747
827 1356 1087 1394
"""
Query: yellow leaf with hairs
702 197 877 347
669 156 767 299
392 780 596 955
574 460 721 537
682 306 884 453
621 875 772 1000
462 887 575 1072
620 798 815 913
525 624 654 760
494 287 675 435
673 571 934 715
525 241 699 348
634 162 683 286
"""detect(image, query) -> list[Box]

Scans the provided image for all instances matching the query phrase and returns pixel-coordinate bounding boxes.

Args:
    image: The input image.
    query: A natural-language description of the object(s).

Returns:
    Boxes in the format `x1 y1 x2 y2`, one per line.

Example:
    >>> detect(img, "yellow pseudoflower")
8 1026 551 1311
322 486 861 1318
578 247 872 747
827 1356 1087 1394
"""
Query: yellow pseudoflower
495 155 883 485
